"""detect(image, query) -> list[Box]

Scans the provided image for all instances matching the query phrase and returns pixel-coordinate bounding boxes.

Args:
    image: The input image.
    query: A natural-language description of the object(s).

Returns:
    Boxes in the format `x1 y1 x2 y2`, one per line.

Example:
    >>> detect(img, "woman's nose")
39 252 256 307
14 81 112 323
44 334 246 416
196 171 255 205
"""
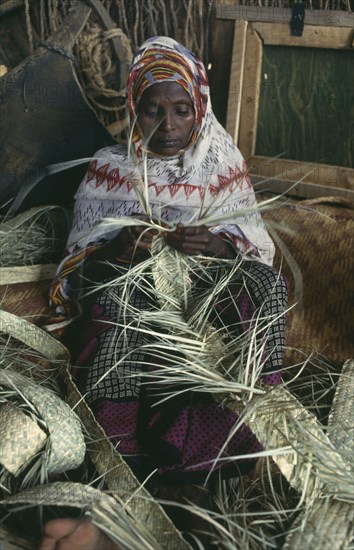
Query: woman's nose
160 112 174 131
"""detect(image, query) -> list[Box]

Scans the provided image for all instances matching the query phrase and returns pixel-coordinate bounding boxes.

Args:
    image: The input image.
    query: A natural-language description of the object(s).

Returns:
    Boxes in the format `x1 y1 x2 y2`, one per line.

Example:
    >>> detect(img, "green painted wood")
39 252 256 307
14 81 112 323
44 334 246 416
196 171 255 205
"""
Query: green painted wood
255 46 354 168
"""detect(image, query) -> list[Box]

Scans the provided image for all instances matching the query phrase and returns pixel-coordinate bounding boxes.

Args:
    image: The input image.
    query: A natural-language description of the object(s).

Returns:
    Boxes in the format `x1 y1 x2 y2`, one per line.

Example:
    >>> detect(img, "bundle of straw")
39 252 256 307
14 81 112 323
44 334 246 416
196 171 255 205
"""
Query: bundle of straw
0 206 69 267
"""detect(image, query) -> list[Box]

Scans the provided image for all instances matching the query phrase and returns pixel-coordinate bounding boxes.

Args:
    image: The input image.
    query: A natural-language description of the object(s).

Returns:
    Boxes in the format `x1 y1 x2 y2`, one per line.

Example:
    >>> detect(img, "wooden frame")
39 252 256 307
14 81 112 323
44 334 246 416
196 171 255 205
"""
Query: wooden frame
222 11 354 201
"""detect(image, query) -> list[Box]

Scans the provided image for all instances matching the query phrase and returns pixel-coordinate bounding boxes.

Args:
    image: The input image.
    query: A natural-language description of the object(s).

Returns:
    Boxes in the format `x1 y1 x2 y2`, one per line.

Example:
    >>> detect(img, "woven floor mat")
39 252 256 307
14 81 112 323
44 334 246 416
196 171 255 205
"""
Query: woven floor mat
263 196 354 364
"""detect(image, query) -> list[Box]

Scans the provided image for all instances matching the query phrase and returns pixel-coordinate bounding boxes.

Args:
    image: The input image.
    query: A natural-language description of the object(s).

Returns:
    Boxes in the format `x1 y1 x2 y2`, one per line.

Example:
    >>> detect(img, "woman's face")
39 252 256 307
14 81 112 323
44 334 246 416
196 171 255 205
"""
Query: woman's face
137 81 195 156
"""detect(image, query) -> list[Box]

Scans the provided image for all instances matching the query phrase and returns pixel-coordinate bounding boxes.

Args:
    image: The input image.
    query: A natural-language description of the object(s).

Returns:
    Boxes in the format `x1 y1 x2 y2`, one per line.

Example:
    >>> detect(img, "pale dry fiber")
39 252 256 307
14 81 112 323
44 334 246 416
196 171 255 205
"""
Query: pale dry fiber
149 236 354 495
0 368 86 475
282 359 354 550
327 358 354 470
283 498 354 550
0 206 69 267
0 402 46 476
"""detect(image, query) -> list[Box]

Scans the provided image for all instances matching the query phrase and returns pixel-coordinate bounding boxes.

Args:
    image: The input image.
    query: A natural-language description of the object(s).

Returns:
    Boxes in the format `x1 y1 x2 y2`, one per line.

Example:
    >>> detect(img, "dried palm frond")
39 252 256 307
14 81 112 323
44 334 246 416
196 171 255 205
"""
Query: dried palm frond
283 497 354 550
200 472 293 550
0 206 70 267
0 326 85 491
327 359 354 470
0 368 86 491
229 385 353 502
281 359 354 550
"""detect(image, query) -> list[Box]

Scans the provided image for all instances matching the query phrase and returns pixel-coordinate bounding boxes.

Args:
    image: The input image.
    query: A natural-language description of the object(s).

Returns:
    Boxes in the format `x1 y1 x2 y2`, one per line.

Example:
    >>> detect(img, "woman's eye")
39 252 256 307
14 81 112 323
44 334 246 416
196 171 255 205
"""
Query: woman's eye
145 110 158 118
176 108 191 116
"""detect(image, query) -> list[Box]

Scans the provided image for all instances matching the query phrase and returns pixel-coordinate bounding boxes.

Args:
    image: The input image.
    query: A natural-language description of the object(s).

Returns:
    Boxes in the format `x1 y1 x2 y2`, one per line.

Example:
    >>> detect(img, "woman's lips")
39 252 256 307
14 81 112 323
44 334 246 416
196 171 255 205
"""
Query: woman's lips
156 139 179 147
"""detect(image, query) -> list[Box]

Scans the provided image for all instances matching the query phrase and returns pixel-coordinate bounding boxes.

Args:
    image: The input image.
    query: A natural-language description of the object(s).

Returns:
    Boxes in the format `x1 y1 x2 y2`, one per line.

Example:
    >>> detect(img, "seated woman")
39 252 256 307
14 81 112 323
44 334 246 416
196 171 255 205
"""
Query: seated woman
42 36 288 549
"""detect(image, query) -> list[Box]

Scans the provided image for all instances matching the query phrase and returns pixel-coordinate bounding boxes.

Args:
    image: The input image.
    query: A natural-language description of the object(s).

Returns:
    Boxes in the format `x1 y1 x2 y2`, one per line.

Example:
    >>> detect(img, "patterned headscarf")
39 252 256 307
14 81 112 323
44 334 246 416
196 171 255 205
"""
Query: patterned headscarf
127 36 209 149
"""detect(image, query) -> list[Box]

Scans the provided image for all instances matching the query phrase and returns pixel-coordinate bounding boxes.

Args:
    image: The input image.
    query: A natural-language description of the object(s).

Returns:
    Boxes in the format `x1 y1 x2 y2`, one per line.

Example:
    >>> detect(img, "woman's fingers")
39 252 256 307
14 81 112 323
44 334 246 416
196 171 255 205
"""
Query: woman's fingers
129 226 158 249
39 518 81 549
165 225 211 254
125 223 217 255
39 518 118 550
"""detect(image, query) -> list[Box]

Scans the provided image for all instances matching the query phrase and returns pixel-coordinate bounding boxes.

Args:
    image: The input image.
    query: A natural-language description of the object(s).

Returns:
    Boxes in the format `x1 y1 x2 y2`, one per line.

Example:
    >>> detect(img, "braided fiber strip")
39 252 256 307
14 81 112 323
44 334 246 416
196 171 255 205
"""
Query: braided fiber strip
283 498 354 550
2 481 108 508
0 402 47 475
227 386 353 501
0 310 69 362
327 359 354 470
283 359 354 549
64 368 191 549
0 369 85 474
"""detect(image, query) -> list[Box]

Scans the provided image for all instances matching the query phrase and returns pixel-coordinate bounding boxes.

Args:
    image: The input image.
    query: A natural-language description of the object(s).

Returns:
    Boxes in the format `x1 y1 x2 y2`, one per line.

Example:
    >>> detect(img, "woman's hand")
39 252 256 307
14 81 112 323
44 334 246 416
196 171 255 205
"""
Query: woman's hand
125 224 159 251
39 518 118 550
164 225 235 258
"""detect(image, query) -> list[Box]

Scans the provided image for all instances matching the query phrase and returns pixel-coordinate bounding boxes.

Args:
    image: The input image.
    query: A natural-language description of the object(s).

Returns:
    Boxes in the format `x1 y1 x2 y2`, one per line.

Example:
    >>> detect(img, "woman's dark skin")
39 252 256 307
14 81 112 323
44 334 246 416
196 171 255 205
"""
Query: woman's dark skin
40 81 233 550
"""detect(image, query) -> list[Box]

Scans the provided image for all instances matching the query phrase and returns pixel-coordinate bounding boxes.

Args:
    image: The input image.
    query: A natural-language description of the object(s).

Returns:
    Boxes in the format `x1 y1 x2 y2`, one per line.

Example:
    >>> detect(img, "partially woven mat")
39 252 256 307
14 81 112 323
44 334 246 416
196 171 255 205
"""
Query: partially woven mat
263 197 354 365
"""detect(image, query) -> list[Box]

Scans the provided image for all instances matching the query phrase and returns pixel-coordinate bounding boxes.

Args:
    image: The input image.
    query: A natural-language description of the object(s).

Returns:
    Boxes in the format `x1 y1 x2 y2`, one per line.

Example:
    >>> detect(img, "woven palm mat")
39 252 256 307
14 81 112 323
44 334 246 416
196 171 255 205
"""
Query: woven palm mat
263 196 354 365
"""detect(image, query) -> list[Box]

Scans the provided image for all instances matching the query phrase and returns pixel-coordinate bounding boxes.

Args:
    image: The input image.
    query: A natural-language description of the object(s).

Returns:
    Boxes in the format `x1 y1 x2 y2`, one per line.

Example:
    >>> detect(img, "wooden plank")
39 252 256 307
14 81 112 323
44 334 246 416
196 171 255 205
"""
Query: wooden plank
247 156 354 190
226 20 247 144
238 26 262 158
216 5 354 28
251 175 354 204
252 22 353 49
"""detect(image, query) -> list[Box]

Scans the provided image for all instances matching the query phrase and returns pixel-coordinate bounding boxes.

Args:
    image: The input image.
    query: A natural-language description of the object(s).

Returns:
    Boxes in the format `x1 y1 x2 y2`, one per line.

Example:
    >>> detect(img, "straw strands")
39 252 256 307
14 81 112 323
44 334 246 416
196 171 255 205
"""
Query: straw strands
0 368 86 475
132 233 353 502
0 206 69 267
